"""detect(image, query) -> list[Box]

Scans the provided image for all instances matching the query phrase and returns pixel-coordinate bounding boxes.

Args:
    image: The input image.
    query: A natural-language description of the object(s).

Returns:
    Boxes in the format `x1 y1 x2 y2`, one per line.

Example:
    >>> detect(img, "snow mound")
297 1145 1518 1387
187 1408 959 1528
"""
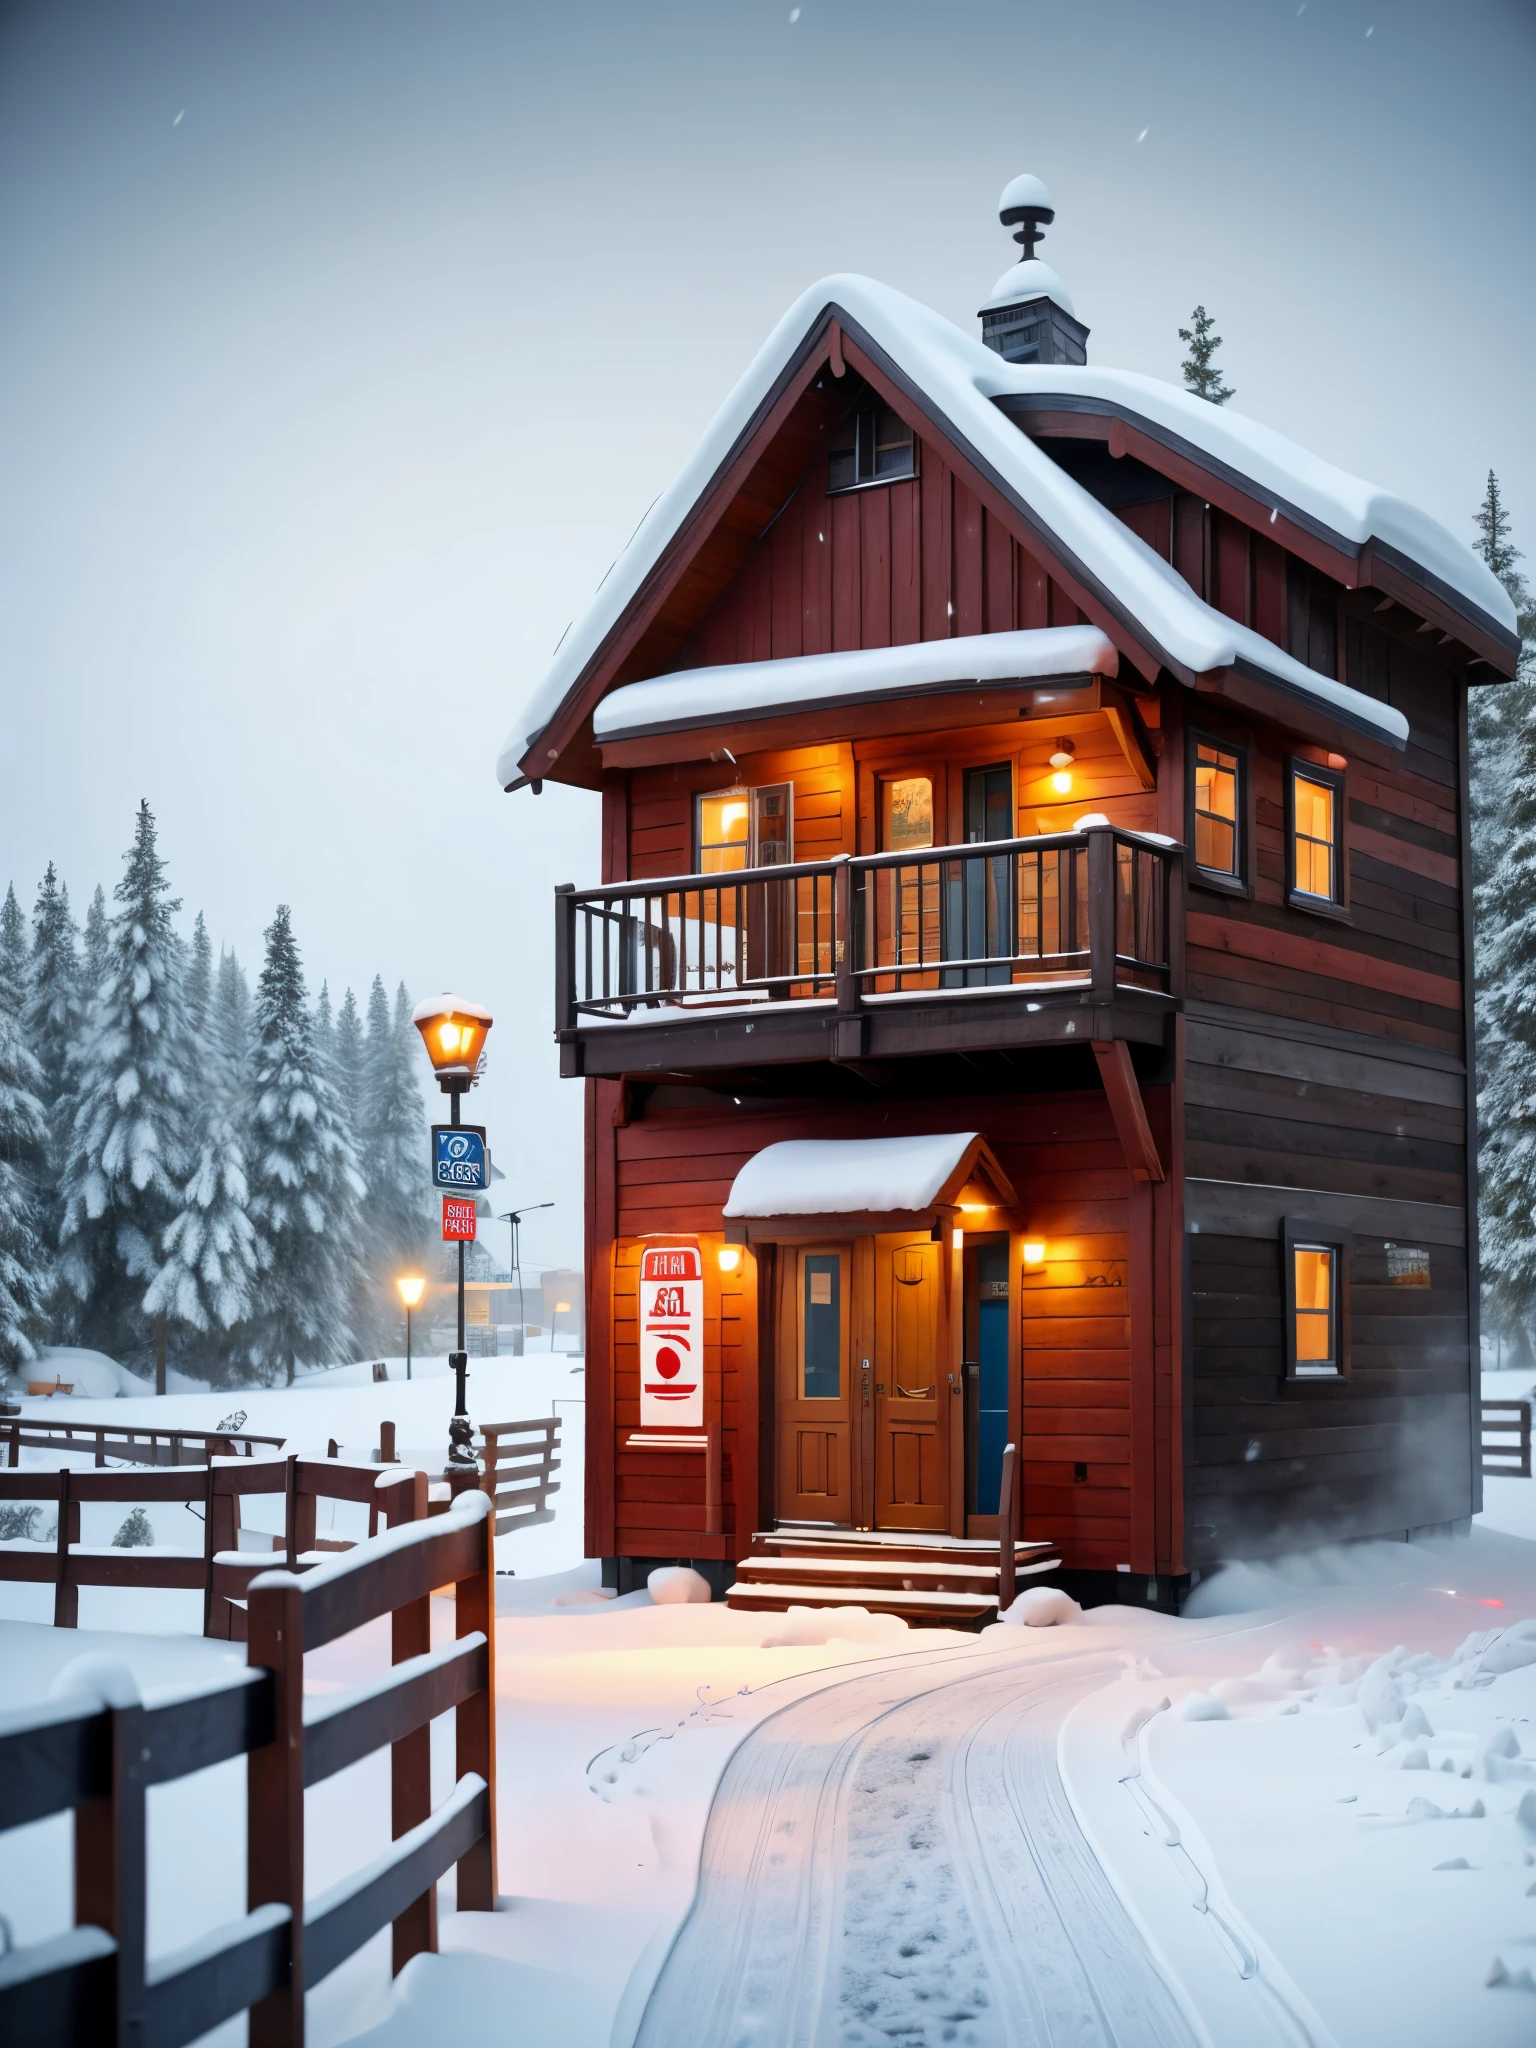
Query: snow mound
31 1348 139 1399
647 1566 712 1605
758 1605 910 1647
998 1586 1082 1627
1179 1691 1232 1722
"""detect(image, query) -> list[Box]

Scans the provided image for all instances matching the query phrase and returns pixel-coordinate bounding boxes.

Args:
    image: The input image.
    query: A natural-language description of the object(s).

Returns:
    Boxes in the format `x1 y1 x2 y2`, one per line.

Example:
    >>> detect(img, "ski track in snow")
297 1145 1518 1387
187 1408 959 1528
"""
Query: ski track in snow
636 1641 1196 2048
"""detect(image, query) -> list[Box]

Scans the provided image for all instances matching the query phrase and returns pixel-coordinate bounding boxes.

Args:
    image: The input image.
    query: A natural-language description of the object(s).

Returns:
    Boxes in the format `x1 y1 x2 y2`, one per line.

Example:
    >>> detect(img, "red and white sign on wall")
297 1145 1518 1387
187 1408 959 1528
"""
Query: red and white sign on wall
639 1243 704 1429
441 1195 478 1242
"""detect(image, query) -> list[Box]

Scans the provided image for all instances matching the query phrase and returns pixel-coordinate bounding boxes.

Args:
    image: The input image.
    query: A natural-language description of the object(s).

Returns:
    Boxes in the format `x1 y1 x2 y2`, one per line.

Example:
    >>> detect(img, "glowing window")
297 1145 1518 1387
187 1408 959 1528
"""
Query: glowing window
1193 741 1240 877
697 790 750 875
802 1254 842 1400
1291 767 1340 902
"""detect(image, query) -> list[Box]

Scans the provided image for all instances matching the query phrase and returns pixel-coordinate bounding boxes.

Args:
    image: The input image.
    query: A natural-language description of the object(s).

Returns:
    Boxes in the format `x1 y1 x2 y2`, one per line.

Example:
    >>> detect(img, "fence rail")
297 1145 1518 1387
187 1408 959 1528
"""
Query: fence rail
5 1419 283 1467
558 825 1182 1026
1482 1399 1533 1479
480 1417 561 1535
0 1486 497 2048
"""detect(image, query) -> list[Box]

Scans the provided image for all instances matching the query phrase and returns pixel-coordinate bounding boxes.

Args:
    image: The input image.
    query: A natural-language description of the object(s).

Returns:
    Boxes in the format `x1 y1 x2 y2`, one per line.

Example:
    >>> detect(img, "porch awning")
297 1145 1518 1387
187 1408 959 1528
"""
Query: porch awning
723 1133 1016 1225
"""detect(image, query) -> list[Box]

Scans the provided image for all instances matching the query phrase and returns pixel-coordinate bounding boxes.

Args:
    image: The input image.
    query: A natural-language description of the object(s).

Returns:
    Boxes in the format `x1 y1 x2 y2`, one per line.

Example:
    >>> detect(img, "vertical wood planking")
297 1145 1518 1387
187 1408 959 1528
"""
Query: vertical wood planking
587 1080 619 1560
830 491 861 650
920 449 951 640
953 482 984 636
859 488 891 648
890 480 921 645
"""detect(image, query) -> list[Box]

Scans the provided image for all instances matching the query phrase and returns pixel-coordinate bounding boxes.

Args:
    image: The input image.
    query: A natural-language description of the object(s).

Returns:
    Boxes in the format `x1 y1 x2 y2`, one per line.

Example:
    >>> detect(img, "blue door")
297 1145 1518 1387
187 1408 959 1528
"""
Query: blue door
973 1243 1010 1513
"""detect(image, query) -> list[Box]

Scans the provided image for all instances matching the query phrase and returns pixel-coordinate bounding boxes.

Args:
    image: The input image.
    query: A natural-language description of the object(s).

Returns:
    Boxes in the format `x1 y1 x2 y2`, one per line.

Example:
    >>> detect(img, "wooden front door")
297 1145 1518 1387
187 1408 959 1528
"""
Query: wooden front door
873 1234 949 1532
775 1244 854 1524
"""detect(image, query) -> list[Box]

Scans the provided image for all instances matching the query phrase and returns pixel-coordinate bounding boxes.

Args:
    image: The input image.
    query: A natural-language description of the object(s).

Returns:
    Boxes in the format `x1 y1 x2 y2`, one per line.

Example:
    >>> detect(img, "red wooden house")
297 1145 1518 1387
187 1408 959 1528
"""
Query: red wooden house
498 181 1520 1619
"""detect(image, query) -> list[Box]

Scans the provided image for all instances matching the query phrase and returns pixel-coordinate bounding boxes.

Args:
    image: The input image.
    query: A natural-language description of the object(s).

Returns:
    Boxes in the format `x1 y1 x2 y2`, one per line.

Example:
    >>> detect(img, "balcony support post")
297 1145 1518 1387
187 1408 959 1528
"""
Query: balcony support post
1086 828 1116 1003
832 856 865 1061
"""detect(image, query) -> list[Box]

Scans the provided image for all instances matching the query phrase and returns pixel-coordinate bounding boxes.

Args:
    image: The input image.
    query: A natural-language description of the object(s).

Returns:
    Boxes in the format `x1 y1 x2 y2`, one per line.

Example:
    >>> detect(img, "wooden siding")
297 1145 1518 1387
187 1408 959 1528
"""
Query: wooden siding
1181 616 1476 1564
593 1088 1177 1575
677 437 1084 674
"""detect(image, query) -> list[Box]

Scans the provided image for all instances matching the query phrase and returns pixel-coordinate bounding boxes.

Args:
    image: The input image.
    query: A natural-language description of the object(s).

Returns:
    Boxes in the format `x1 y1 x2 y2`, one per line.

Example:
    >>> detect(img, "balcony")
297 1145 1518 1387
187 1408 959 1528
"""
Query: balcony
555 826 1184 1078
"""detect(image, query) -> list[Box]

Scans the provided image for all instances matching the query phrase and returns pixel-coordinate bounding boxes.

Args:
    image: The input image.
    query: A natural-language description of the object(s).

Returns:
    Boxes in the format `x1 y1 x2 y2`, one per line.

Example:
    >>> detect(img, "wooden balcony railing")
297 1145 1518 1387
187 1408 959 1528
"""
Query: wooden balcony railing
557 827 1182 1032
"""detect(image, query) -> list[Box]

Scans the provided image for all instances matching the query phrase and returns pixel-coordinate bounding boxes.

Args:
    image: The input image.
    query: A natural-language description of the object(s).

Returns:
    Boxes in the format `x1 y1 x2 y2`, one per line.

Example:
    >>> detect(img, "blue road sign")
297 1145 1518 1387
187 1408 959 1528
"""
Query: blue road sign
431 1125 489 1192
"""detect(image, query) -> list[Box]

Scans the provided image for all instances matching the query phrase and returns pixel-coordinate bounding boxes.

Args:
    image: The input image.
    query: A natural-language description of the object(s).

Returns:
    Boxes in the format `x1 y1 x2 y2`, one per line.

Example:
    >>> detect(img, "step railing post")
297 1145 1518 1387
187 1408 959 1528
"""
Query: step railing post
997 1442 1018 1616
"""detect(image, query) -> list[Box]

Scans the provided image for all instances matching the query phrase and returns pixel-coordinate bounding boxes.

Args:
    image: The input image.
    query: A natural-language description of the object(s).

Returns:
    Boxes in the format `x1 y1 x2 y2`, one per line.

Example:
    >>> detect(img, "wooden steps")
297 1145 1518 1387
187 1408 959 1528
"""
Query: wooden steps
725 1525 1060 1628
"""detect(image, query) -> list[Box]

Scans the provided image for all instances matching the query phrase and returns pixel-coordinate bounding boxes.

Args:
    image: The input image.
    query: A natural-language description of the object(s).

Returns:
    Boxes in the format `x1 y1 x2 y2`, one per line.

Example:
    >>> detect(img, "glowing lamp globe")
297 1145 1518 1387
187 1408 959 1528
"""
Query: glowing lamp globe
412 994 493 1088
396 1276 426 1310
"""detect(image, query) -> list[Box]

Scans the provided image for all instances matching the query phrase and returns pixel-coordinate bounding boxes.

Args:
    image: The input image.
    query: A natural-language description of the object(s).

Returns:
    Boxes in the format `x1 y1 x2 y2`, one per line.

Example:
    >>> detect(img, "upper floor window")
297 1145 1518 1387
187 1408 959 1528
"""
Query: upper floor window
1288 759 1344 909
696 783 792 872
828 404 916 493
1190 737 1244 885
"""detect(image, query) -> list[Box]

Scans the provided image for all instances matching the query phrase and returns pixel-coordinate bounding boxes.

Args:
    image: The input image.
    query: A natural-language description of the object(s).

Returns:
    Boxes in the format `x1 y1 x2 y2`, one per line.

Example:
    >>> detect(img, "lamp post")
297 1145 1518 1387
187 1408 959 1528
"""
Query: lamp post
396 1275 425 1381
550 1300 571 1353
412 994 494 1475
496 1203 553 1356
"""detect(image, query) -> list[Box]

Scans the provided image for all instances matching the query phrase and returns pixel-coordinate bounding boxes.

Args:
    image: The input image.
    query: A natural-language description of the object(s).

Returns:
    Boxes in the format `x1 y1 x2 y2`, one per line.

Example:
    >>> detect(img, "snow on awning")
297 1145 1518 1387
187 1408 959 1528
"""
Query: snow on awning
593 626 1116 743
723 1133 1016 1223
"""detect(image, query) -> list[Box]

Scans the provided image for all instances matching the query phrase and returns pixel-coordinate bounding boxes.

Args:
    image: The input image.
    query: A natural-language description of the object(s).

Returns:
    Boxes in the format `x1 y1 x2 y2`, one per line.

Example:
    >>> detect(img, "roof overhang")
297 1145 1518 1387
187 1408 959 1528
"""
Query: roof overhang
721 1132 1017 1244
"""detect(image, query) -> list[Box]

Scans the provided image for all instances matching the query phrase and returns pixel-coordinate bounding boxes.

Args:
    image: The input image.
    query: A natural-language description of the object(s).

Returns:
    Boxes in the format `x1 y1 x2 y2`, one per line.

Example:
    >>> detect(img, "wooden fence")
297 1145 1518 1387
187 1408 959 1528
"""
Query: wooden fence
0 1485 496 2048
480 1418 562 1535
0 1417 563 1633
1482 1399 1533 1479
5 1418 284 1467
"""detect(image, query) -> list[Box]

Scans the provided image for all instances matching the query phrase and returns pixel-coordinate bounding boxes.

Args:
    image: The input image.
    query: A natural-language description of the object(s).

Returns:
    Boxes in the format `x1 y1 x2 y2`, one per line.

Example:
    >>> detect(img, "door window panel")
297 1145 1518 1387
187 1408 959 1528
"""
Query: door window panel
881 776 934 852
802 1254 842 1400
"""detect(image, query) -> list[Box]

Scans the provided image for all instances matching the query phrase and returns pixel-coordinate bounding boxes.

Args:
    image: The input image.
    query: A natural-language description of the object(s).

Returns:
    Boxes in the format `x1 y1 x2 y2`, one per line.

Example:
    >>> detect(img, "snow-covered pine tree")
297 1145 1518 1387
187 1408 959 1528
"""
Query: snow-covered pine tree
81 886 109 993
314 980 335 1077
1178 305 1235 405
0 911 48 1369
22 865 80 1318
1470 471 1536 1359
244 907 364 1384
0 886 26 1007
333 988 364 1131
145 920 262 1379
57 802 190 1375
354 976 427 1347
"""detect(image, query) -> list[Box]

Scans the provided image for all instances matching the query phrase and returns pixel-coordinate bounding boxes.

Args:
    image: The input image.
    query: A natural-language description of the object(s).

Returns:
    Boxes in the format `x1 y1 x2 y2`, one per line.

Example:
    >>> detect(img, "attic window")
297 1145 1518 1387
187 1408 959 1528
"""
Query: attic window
828 405 916 493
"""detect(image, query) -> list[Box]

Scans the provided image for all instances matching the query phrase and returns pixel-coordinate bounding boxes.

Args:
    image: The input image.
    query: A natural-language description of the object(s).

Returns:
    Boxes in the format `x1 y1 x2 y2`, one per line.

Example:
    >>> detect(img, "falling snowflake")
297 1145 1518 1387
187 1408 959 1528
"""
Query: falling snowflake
1136 127 1149 142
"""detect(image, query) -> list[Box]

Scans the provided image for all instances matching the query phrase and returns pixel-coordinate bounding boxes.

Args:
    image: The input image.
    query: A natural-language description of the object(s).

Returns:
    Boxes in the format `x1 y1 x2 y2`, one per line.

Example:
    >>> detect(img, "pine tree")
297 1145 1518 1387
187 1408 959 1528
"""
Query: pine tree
1178 305 1235 405
57 802 189 1372
333 988 364 1131
314 980 335 1077
0 923 48 1369
352 977 427 1347
26 865 80 1108
244 907 364 1384
81 886 109 993
1470 472 1536 1357
145 923 262 1371
0 887 25 1008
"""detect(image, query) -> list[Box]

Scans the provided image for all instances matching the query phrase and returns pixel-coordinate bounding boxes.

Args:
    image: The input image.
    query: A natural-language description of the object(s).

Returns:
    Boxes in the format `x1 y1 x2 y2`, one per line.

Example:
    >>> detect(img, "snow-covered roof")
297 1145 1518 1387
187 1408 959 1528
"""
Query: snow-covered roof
981 259 1076 317
498 274 1511 785
723 1134 983 1219
593 626 1116 742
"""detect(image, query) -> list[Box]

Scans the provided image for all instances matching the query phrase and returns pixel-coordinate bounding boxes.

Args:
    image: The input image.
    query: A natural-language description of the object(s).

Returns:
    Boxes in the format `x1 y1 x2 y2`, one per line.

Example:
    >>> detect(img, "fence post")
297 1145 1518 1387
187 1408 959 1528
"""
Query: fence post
997 1442 1018 1617
202 1460 219 1638
388 1470 436 1973
54 1467 78 1629
455 1503 498 1911
247 1574 306 2048
72 1674 147 2046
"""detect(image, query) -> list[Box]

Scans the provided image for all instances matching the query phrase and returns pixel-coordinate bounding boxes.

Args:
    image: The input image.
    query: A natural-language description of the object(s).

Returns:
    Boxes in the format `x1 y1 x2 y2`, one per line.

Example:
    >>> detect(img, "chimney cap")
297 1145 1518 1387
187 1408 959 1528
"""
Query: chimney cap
998 173 1055 227
981 257 1076 320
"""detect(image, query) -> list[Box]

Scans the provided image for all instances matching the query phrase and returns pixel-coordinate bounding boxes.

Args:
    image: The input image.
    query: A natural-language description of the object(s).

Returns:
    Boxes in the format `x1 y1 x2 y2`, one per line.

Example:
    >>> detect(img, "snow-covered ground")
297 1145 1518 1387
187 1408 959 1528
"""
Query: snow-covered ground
4 1366 1536 2045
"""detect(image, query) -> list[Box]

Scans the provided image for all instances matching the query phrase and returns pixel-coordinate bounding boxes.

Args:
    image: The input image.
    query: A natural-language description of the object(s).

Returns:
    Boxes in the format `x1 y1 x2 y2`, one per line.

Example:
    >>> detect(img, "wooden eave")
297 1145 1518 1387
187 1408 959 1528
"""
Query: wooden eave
998 393 1520 677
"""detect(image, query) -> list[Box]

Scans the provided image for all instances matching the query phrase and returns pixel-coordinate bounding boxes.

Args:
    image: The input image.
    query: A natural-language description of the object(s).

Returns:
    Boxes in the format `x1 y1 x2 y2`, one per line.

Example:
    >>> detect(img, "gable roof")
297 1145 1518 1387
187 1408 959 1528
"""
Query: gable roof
497 276 1517 787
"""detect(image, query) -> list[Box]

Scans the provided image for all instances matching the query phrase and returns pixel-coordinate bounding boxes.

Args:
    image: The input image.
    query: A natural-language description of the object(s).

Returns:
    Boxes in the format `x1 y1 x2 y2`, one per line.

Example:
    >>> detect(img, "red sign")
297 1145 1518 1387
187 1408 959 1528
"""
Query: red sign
441 1195 478 1242
639 1243 703 1428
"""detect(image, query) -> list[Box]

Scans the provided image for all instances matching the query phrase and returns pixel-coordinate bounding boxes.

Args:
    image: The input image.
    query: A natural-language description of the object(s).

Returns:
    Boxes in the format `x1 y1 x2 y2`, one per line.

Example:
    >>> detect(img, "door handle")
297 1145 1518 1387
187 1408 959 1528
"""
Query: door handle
896 1384 933 1399
875 1382 887 1396
947 1372 962 1394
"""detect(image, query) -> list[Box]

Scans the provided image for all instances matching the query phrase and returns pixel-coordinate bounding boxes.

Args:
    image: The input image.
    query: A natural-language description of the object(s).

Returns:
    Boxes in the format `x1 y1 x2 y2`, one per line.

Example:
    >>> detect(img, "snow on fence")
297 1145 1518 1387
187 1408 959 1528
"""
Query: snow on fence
1482 1399 1533 1479
0 1486 497 2048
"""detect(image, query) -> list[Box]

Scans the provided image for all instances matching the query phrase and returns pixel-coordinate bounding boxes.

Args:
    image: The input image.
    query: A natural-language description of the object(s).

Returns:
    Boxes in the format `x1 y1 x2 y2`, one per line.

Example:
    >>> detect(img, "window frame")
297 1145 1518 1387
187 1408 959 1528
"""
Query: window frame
1285 756 1348 918
693 781 794 873
1185 729 1251 897
827 402 919 496
1282 1217 1350 1383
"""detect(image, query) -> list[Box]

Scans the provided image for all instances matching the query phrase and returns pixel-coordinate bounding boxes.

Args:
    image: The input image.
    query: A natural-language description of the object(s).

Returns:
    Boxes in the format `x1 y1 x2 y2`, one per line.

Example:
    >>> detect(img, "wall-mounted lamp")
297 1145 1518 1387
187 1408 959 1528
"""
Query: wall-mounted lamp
1022 1241 1046 1268
717 1245 742 1273
1048 740 1075 796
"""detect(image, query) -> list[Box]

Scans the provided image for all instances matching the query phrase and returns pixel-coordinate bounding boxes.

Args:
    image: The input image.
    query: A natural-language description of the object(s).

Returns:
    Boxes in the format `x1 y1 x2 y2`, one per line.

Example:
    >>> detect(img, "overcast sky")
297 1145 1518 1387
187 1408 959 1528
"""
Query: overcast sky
2 0 1532 1275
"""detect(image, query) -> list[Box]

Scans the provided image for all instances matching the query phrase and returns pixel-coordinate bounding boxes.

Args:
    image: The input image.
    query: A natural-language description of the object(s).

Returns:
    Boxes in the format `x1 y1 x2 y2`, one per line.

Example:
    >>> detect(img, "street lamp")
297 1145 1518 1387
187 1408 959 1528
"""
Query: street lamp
412 993 494 1475
550 1300 572 1352
496 1203 553 1356
396 1275 425 1381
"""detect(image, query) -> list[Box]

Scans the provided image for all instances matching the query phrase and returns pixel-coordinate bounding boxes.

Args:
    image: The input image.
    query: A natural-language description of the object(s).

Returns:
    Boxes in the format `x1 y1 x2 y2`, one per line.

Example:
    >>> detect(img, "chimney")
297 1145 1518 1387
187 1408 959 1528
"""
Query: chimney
979 175 1089 366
